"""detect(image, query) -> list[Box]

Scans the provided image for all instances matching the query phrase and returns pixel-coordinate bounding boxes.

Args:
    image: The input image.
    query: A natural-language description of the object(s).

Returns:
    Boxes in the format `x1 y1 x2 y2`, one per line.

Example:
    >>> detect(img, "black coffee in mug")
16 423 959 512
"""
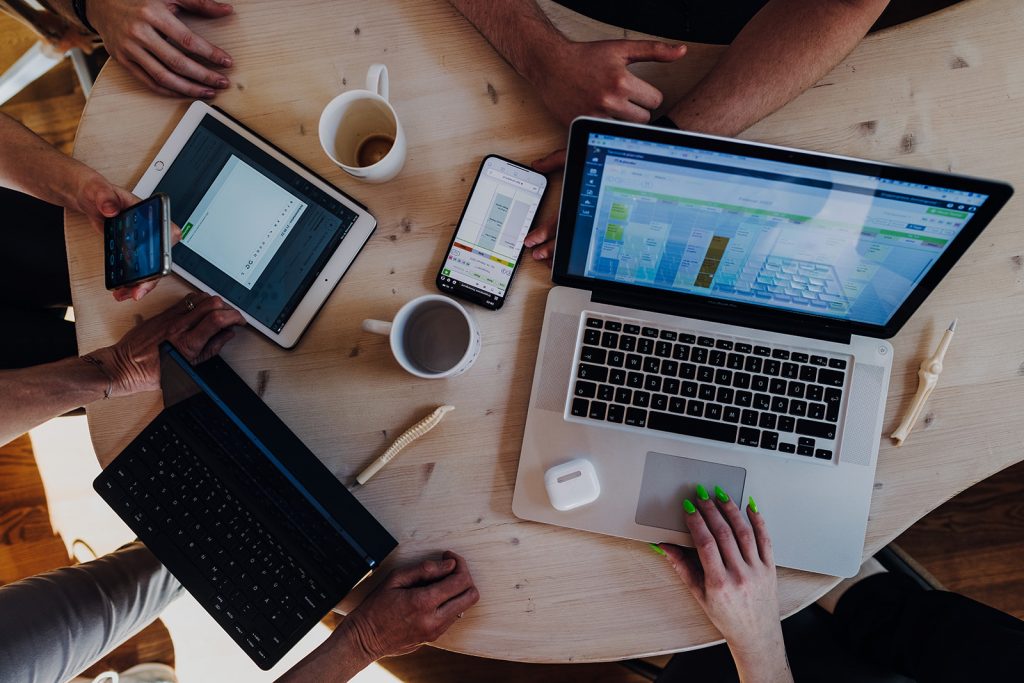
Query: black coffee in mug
355 134 395 167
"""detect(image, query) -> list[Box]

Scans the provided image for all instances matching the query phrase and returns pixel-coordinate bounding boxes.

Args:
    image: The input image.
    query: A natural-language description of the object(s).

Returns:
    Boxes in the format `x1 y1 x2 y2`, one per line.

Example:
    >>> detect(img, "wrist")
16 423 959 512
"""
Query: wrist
55 355 113 405
519 25 570 86
335 620 379 671
727 625 791 682
733 653 792 683
80 354 114 400
58 165 102 215
279 618 377 682
86 345 131 398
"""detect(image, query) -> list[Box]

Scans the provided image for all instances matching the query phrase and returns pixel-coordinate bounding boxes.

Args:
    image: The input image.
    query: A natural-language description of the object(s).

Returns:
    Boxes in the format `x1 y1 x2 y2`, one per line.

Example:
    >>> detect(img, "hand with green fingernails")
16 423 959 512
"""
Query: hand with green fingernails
650 485 792 683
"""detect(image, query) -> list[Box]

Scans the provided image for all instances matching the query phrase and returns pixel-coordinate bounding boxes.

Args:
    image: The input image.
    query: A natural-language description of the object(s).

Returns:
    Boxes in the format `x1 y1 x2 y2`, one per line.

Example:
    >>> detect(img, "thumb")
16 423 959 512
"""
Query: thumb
532 148 567 175
177 0 234 17
624 41 687 65
523 215 556 248
661 544 705 601
93 184 122 217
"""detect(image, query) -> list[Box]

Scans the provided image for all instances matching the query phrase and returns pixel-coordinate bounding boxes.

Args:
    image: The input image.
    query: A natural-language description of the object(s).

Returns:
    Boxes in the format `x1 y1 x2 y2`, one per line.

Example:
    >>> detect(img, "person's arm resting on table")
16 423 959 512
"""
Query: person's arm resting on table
517 0 888 259
448 0 685 125
0 293 243 445
45 0 235 98
451 0 886 136
666 0 890 136
278 551 480 682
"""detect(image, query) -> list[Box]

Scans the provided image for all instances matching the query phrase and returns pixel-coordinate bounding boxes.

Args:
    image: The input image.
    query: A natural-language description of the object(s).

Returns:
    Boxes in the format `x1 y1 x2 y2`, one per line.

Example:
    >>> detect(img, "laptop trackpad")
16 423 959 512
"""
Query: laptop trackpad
635 451 747 532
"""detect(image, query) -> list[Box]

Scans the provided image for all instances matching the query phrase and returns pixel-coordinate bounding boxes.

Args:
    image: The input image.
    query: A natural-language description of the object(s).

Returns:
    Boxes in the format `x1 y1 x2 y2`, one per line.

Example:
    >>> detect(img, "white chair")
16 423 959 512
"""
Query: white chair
0 0 102 105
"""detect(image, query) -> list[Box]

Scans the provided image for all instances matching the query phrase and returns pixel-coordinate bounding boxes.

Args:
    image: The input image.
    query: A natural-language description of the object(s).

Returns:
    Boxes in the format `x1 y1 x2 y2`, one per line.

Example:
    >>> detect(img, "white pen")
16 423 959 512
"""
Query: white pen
355 405 455 486
891 319 957 446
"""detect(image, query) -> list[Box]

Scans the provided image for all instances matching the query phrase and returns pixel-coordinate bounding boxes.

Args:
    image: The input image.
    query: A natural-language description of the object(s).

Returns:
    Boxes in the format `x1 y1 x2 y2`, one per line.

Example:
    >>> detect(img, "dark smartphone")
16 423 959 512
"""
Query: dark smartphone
436 155 548 309
104 193 172 290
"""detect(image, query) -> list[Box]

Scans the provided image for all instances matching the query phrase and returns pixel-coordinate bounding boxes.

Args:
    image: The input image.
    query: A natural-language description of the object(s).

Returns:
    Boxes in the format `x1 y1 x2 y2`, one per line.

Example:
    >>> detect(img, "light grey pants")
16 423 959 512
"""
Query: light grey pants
0 542 183 683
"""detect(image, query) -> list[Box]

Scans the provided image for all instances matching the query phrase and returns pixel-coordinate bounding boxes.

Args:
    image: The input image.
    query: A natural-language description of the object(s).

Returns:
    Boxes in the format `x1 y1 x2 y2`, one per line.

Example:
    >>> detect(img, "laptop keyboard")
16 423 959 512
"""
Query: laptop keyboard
95 395 360 668
568 313 850 461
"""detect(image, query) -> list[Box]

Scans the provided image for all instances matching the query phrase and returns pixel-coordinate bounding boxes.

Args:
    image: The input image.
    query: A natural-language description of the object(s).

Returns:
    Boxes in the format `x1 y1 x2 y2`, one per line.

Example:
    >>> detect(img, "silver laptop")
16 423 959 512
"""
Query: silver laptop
513 118 1012 577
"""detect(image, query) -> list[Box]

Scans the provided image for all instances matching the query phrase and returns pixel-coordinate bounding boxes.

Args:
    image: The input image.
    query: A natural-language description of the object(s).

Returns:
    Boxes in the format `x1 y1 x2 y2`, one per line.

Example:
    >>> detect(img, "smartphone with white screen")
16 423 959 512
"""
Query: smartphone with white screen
436 155 547 309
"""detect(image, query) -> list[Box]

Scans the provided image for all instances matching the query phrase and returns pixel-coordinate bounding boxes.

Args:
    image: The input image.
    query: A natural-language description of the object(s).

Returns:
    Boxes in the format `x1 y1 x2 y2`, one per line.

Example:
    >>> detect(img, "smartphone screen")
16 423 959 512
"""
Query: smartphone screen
105 194 169 290
437 155 547 309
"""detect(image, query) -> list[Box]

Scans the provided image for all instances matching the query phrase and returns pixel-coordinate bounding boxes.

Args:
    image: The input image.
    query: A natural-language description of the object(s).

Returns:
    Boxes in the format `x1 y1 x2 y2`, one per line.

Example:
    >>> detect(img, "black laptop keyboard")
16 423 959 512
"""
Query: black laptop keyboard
95 394 364 668
569 313 850 461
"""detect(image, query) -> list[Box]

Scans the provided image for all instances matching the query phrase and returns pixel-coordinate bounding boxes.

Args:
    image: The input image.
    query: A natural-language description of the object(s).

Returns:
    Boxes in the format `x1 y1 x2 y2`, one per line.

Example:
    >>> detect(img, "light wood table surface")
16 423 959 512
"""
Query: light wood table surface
66 0 1024 663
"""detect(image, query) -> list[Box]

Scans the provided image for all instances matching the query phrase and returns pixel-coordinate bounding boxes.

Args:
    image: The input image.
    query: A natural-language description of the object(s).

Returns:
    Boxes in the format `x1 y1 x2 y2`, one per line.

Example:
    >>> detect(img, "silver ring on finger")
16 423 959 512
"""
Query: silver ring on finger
184 294 196 313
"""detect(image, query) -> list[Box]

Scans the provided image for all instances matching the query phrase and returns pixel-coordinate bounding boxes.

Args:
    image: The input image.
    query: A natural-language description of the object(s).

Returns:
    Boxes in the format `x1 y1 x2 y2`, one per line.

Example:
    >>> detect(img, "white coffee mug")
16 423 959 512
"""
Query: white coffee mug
362 295 481 379
318 64 407 183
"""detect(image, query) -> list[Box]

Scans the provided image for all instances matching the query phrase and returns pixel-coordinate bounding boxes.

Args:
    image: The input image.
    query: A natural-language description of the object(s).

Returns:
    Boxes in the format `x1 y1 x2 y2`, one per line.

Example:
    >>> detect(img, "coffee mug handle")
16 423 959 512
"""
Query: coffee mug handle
362 319 392 336
366 64 389 102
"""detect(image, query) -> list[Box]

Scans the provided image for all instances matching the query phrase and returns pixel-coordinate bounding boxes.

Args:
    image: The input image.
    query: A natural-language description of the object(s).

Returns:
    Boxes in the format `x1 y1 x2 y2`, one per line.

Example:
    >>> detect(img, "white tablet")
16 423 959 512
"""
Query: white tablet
133 101 377 348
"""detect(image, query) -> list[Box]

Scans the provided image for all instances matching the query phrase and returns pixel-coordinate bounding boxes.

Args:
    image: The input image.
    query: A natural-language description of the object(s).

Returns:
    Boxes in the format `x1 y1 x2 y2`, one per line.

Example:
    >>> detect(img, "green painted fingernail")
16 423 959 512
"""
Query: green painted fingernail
683 498 696 514
748 496 759 514
649 542 666 556
695 484 709 501
714 485 730 503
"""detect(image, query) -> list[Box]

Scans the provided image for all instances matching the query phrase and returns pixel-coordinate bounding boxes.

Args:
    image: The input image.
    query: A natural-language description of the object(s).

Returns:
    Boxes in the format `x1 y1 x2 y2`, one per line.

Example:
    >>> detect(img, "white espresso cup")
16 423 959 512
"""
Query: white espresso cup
318 64 407 183
362 295 481 379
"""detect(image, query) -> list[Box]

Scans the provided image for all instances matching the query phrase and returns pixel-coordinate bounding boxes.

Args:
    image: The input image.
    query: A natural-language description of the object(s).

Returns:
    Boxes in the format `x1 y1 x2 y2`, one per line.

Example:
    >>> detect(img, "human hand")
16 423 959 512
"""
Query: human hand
70 171 181 301
340 551 480 660
658 489 791 680
87 0 234 98
89 293 244 397
523 149 566 263
532 39 685 126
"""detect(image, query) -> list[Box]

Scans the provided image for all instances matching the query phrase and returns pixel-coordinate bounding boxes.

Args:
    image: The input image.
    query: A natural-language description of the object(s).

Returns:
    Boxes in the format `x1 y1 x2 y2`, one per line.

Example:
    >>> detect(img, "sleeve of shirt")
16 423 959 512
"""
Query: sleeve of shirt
0 542 183 683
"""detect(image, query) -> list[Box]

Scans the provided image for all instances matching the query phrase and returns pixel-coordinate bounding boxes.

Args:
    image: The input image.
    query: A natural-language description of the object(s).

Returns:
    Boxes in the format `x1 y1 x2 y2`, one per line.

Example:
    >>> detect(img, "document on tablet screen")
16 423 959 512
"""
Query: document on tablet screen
181 155 308 289
155 114 361 333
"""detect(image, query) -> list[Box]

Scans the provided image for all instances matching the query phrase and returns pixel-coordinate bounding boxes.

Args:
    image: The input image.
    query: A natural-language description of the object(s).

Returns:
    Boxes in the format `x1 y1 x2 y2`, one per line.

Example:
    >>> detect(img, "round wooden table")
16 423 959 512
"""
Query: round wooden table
66 0 1024 663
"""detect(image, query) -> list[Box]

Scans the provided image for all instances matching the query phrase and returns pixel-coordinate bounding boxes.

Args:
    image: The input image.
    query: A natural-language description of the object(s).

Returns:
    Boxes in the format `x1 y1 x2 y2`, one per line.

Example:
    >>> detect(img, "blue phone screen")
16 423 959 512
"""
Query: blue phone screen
105 196 164 288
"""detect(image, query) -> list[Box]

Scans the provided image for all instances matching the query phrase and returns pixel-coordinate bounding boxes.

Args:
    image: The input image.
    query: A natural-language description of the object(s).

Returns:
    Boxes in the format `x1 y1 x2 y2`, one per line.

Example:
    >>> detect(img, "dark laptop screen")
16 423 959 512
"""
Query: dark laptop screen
565 131 991 327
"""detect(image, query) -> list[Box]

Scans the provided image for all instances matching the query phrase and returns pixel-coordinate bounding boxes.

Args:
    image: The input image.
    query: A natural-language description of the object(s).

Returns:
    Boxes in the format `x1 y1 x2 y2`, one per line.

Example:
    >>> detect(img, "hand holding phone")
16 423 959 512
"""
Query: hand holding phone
104 193 172 292
437 155 548 309
522 149 567 262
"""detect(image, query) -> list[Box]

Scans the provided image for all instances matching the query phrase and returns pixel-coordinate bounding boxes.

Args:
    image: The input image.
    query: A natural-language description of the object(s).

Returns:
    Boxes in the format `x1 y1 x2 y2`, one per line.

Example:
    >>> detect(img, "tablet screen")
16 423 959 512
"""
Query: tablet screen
154 115 359 332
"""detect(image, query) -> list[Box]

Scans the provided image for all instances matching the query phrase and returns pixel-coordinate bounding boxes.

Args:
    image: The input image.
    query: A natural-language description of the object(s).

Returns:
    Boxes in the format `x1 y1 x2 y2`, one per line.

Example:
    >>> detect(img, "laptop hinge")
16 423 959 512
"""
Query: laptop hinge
590 289 854 346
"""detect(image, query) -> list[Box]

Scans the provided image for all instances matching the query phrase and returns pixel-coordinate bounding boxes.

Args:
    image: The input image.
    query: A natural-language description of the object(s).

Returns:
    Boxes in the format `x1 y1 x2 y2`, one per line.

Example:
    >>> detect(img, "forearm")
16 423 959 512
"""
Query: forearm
448 0 565 83
0 542 182 683
276 622 376 683
38 0 82 27
0 112 97 209
729 629 794 683
0 354 110 445
667 0 889 136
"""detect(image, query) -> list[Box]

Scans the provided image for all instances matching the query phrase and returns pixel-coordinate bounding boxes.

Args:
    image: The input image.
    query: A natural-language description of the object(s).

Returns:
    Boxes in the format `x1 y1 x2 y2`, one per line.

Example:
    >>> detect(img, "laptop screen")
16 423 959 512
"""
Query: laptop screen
564 132 992 327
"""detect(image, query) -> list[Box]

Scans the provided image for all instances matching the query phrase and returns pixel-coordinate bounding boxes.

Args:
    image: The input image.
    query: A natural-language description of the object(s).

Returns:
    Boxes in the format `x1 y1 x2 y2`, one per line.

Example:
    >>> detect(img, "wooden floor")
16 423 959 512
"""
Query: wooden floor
896 460 1024 619
0 14 83 155
2 5 1022 681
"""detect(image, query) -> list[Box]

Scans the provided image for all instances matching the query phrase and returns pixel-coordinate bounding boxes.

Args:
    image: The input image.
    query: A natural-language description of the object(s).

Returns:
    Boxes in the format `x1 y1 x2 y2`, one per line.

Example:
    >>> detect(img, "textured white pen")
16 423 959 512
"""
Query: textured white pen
356 405 455 485
890 319 957 446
